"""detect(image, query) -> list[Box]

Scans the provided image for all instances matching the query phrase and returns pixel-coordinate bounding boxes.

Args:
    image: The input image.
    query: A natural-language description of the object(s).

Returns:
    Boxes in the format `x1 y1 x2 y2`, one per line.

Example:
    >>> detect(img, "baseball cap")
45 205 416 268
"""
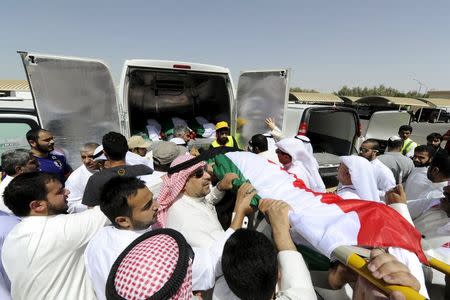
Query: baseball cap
153 141 187 166
215 121 229 131
128 135 151 149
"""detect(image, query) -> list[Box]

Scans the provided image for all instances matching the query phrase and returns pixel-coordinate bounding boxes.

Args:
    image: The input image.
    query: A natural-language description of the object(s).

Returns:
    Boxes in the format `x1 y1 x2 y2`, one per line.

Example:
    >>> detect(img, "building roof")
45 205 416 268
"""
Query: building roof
418 98 450 108
289 92 343 103
356 96 429 107
428 91 450 99
339 96 360 103
0 80 30 91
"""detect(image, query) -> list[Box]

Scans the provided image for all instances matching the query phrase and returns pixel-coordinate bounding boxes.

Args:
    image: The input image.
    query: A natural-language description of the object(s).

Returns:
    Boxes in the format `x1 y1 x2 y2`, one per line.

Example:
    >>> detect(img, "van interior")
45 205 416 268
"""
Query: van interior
125 68 231 144
307 109 358 156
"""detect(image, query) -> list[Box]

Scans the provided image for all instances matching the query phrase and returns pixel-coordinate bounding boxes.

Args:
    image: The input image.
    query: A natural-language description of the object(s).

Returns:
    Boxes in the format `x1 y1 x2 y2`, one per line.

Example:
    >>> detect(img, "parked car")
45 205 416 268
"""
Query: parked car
414 108 450 123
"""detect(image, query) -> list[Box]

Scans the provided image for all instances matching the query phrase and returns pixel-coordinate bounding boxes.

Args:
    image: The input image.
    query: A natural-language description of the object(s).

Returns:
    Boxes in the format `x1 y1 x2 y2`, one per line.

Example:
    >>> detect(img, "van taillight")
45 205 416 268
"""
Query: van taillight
298 122 308 135
173 64 191 69
356 122 362 137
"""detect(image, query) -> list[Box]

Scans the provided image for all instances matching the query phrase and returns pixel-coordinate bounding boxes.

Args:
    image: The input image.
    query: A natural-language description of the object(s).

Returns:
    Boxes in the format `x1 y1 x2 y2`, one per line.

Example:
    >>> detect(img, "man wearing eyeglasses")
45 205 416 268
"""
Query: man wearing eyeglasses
65 142 100 213
359 139 396 200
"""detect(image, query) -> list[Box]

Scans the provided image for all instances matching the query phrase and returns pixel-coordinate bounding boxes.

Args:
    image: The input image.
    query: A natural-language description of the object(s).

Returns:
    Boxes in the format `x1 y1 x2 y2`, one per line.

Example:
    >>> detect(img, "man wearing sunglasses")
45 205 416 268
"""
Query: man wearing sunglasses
157 154 253 249
359 139 396 200
85 176 255 300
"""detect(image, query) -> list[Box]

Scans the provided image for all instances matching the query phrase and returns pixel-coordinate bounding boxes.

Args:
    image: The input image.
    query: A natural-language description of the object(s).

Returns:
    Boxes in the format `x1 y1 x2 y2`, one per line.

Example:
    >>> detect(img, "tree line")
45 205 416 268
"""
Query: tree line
290 85 428 98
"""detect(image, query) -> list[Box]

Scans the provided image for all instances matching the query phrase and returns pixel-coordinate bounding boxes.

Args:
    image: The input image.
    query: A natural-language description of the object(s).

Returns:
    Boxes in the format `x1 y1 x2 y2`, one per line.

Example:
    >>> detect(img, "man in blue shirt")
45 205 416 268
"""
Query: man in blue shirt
26 128 72 182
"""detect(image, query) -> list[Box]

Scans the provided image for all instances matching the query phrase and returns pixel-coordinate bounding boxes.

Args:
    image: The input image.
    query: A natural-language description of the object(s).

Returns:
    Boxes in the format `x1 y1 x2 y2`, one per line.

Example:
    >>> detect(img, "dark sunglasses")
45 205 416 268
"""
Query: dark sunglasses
192 165 208 179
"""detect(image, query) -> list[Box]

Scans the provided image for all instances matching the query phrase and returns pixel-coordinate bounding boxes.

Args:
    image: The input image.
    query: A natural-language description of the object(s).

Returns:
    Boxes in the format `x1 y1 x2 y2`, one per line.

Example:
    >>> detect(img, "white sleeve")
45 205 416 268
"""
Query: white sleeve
407 198 438 220
406 144 417 158
192 228 234 291
67 195 88 213
389 203 414 225
378 165 396 192
61 206 109 248
84 240 109 300
388 247 429 299
270 126 284 142
276 250 317 300
205 186 225 205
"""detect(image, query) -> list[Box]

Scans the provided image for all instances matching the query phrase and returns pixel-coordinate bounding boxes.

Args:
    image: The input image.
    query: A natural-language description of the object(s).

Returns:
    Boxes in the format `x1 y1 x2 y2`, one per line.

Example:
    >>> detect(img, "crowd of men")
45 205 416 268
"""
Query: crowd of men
0 120 449 299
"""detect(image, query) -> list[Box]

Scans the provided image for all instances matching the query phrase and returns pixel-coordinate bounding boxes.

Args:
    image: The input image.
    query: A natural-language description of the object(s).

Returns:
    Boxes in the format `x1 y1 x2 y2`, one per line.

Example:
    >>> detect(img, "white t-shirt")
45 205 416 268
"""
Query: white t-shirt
85 226 234 300
2 207 108 300
0 176 13 214
65 165 95 213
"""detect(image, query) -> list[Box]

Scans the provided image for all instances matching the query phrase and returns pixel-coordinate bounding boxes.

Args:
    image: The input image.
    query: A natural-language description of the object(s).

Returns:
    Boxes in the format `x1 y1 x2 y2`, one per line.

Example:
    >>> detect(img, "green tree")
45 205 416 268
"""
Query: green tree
335 85 428 98
290 87 319 93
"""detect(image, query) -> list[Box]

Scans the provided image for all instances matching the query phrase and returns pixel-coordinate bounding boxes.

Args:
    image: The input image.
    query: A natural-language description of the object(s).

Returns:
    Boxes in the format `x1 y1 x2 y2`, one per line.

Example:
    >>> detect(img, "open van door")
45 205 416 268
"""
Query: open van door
359 111 411 151
18 51 121 166
234 69 290 147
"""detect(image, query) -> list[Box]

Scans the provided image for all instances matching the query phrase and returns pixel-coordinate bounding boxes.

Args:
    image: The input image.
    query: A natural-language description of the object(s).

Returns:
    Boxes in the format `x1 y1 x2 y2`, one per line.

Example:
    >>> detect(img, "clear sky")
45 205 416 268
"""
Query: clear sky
2 0 450 92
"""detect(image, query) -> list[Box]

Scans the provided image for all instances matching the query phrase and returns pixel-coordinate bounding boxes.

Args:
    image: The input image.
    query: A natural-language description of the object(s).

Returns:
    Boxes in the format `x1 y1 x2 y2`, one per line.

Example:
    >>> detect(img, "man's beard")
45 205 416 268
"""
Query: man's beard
218 136 228 145
414 160 431 168
132 219 153 231
36 142 53 154
47 203 68 215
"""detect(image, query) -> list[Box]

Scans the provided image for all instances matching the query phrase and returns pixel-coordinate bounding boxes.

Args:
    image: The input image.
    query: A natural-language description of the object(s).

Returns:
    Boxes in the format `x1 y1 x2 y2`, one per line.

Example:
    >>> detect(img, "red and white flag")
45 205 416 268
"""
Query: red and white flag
212 151 427 263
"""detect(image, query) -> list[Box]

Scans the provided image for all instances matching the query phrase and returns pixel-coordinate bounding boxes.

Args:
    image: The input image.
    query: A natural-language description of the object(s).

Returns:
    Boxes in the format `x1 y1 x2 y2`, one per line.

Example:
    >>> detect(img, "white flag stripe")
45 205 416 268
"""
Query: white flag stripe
225 152 360 257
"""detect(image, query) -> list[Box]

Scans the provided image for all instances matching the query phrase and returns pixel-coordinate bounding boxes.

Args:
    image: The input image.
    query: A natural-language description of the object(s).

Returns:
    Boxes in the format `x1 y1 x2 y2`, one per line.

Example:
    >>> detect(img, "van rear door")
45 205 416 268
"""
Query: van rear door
300 106 359 177
362 111 411 148
301 106 359 156
18 51 121 166
234 69 290 147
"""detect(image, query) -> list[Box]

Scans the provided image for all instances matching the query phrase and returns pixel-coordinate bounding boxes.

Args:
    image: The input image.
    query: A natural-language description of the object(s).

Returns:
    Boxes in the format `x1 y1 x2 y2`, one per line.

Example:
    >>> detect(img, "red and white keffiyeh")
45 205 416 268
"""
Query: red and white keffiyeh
107 229 193 300
156 154 206 228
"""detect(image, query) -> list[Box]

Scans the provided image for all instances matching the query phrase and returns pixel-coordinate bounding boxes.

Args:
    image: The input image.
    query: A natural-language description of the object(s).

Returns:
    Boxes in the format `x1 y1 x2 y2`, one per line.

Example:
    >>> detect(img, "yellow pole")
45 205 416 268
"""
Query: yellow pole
427 255 450 275
333 246 426 300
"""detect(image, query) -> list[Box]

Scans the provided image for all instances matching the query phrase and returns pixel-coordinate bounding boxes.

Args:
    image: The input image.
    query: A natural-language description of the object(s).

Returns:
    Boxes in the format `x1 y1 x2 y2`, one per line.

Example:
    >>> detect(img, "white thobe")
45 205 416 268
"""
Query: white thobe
285 163 311 190
371 159 396 196
258 150 281 166
0 211 20 300
0 176 13 214
166 187 225 247
2 207 108 300
65 165 95 213
213 251 317 300
404 167 430 201
336 185 361 200
85 226 234 300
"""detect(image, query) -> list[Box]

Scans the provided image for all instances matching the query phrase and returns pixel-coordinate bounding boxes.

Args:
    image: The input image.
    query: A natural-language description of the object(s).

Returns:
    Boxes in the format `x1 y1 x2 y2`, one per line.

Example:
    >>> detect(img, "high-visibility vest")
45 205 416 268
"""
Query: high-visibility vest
401 138 415 155
211 136 236 148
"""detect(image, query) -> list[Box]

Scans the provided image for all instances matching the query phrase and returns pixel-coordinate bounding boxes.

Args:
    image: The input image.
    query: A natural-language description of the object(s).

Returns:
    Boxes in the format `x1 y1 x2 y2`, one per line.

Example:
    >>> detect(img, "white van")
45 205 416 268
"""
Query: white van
18 51 291 166
0 98 39 156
